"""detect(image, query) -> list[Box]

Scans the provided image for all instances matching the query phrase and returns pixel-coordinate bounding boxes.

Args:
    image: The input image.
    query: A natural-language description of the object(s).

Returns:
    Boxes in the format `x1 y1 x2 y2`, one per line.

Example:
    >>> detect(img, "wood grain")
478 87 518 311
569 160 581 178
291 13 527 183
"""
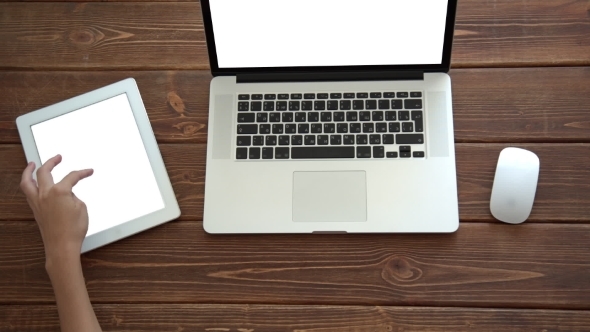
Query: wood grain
0 1 588 70
1 143 589 222
1 221 589 308
1 68 589 145
2 304 590 331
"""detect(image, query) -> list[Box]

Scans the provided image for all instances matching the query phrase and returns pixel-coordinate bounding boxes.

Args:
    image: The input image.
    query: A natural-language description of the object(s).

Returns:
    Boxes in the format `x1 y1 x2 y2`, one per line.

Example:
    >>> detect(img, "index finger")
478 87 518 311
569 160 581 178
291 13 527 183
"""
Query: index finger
36 154 62 190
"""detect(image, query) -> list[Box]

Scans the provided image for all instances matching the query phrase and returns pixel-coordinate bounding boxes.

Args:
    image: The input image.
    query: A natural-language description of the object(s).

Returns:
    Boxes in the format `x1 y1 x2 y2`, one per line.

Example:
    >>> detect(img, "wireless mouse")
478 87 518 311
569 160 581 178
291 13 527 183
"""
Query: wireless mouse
490 147 540 224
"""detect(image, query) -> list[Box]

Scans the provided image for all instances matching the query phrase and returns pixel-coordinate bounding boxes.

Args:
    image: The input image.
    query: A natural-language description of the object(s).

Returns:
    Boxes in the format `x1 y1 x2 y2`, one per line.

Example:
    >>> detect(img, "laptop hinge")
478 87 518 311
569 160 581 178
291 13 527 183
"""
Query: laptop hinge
236 71 424 83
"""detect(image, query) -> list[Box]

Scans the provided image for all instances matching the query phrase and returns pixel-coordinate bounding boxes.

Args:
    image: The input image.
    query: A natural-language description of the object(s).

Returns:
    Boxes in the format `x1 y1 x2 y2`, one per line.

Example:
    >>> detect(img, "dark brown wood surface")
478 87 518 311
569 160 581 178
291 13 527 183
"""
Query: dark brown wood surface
1 0 589 330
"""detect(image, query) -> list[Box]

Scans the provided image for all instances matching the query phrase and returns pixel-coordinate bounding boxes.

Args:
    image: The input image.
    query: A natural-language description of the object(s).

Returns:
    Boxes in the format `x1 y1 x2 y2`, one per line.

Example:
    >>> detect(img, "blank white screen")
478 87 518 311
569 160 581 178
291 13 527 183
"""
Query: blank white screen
31 94 165 237
210 0 449 68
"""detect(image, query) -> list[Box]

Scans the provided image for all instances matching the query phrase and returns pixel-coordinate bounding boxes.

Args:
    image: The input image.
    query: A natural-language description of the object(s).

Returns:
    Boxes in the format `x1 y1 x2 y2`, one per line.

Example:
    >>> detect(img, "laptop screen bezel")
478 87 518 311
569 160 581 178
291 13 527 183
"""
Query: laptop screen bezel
200 0 458 76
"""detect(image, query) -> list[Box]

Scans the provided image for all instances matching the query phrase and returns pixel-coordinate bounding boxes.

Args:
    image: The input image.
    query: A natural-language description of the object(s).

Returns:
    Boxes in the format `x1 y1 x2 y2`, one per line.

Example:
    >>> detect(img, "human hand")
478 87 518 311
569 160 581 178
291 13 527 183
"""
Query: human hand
20 154 94 268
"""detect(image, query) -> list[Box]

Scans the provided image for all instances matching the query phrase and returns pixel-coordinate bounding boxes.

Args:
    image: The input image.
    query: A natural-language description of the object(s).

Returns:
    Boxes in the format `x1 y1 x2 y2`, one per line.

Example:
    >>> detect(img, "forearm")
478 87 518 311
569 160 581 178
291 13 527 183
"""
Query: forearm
46 254 102 332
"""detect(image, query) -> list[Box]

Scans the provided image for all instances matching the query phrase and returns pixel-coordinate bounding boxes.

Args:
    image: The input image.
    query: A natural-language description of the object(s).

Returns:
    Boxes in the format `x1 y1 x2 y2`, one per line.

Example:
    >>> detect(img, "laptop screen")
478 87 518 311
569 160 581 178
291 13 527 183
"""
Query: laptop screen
209 0 449 69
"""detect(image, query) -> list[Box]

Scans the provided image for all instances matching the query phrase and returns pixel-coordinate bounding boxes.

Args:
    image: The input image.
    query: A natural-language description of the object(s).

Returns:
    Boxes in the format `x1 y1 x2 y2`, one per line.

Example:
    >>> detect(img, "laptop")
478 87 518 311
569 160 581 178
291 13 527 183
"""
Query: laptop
201 0 460 233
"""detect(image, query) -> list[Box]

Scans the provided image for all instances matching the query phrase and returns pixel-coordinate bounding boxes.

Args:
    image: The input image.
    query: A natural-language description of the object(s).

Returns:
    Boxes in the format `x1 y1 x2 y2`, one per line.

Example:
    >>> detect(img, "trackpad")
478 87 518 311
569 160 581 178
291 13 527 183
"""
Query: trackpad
293 171 367 222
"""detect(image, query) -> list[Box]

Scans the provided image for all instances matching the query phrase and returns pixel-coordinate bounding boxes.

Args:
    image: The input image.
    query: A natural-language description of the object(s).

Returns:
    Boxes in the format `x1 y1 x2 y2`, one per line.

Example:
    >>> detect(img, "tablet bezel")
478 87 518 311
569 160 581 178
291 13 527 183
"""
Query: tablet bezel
16 78 181 253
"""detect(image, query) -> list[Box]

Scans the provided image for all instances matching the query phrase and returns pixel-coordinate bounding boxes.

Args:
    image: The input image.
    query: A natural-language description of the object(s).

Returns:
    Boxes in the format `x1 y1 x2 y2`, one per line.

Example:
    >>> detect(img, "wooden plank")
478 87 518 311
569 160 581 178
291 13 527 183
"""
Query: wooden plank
1 68 589 145
0 221 589 308
0 1 588 70
1 143 589 222
2 304 590 331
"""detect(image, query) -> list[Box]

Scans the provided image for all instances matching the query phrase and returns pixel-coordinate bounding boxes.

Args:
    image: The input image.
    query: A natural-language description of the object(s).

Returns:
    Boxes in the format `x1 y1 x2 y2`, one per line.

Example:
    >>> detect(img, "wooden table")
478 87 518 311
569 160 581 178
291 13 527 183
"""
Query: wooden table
1 0 589 330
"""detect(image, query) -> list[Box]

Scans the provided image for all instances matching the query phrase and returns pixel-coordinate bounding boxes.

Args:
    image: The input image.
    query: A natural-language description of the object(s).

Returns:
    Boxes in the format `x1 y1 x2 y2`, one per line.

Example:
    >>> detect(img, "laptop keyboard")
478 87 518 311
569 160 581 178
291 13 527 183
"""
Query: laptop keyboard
235 92 425 160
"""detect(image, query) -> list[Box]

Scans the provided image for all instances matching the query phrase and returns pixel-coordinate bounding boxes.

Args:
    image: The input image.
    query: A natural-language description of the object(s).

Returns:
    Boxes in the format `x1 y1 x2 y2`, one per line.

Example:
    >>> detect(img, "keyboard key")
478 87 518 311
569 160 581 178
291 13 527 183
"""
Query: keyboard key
413 151 425 158
343 135 355 145
308 112 319 122
330 135 342 145
252 94 263 100
376 122 387 132
404 99 423 109
256 113 268 122
289 101 300 111
285 123 296 133
327 100 338 110
324 123 335 133
372 111 384 121
264 94 276 100
412 111 424 132
298 123 309 133
302 101 313 111
389 122 401 132
383 134 394 144
272 124 284 134
278 93 289 100
369 134 381 144
353 100 364 110
276 147 290 159
279 135 290 145
357 92 369 98
321 112 332 122
262 147 274 159
410 92 422 98
386 151 398 158
292 146 355 159
370 92 382 98
385 111 397 121
400 152 411 158
400 145 411 153
350 123 361 133
340 100 352 110
344 93 355 99
317 135 329 145
384 92 396 98
237 124 257 134
311 123 322 133
304 93 315 99
282 113 294 122
402 122 414 132
366 100 377 110
397 134 424 144
373 146 385 158
259 124 271 134
397 92 409 98
236 147 248 159
266 135 277 146
249 147 261 159
346 111 358 121
238 113 255 123
330 93 342 99
304 135 316 145
263 101 275 111
378 100 390 110
291 93 302 100
251 101 262 111
237 136 251 146
238 94 250 100
295 112 307 122
238 101 249 111
359 111 371 121
363 123 375 133
269 112 281 122
292 135 303 145
356 146 371 158
334 112 345 122
317 93 329 99
276 101 288 111
314 101 326 110
337 123 348 133
398 111 410 120
391 100 403 109
253 136 264 146
356 134 368 144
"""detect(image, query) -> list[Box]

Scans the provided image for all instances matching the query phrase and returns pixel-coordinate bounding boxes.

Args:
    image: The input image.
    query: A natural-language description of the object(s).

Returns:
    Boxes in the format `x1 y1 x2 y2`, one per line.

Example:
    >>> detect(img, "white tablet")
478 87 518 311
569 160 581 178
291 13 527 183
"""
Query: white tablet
16 78 180 253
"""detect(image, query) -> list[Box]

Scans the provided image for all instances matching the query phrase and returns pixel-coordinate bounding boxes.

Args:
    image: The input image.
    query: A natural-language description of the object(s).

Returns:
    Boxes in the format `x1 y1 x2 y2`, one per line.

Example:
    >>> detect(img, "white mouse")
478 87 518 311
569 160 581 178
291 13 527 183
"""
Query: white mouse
490 147 540 224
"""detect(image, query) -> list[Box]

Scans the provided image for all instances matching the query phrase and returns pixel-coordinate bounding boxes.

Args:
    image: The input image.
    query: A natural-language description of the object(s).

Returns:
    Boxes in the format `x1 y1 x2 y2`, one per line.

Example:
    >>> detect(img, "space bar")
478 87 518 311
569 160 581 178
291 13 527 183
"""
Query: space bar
291 146 355 159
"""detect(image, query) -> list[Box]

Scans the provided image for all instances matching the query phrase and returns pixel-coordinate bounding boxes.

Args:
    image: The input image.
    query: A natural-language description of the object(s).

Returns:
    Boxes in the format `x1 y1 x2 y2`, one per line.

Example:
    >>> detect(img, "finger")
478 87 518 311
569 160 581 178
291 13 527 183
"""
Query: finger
36 154 62 189
59 168 94 191
20 161 38 198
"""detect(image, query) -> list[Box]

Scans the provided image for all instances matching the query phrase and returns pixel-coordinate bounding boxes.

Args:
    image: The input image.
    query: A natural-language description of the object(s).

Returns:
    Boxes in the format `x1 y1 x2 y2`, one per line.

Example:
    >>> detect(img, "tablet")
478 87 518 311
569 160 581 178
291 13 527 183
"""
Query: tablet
16 78 180 253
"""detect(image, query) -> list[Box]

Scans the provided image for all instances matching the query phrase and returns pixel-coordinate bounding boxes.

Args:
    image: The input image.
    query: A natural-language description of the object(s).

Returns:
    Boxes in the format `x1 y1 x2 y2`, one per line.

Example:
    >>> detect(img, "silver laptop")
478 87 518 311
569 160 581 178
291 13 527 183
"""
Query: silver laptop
201 0 459 233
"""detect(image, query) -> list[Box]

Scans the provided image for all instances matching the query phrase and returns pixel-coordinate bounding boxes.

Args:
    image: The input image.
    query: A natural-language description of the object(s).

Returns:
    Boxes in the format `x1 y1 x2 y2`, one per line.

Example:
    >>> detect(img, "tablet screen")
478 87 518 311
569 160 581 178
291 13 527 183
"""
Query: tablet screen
31 94 165 237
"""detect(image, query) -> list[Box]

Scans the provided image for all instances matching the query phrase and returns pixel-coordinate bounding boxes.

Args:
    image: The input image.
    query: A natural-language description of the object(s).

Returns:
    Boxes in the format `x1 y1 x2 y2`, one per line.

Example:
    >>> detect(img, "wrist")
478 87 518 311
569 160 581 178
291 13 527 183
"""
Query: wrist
45 246 82 277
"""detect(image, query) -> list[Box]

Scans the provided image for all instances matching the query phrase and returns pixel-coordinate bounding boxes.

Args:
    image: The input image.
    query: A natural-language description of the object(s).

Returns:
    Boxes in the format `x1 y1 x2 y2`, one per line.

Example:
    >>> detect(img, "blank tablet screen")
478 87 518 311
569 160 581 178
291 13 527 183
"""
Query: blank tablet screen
31 94 165 237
